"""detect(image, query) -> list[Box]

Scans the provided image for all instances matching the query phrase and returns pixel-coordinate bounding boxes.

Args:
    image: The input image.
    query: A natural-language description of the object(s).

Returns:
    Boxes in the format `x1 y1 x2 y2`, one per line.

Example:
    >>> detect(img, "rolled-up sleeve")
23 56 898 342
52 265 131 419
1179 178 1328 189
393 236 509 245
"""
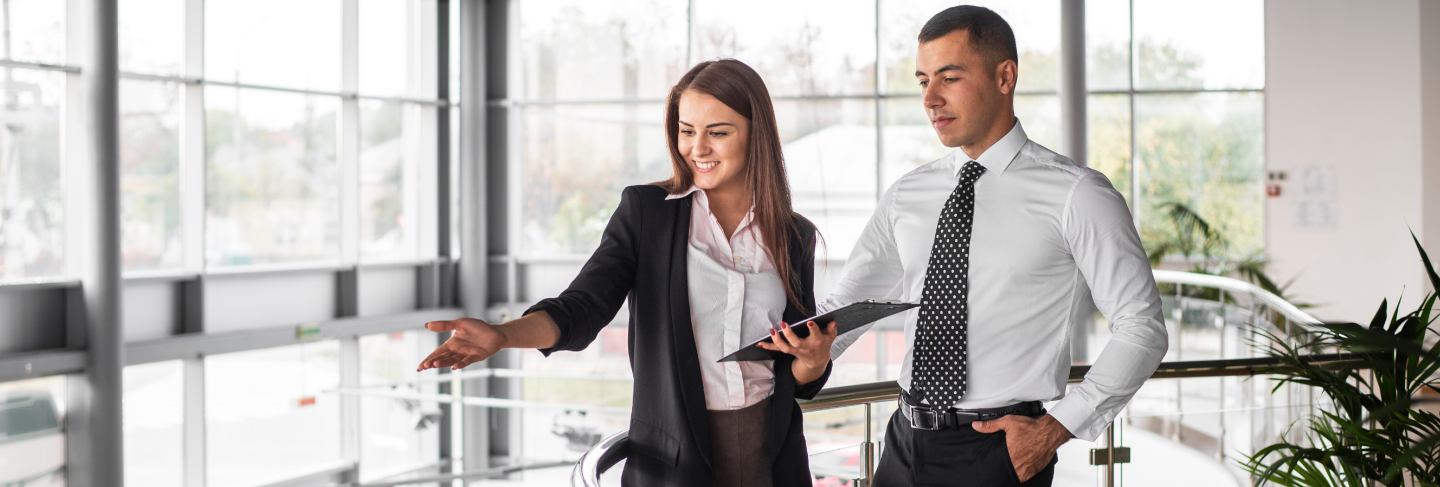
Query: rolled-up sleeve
1047 171 1169 441
526 187 641 356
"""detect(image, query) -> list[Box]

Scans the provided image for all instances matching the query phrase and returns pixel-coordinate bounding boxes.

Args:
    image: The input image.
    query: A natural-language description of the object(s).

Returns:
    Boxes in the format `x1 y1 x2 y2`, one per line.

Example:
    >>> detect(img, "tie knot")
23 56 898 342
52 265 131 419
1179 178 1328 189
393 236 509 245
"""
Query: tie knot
961 161 986 184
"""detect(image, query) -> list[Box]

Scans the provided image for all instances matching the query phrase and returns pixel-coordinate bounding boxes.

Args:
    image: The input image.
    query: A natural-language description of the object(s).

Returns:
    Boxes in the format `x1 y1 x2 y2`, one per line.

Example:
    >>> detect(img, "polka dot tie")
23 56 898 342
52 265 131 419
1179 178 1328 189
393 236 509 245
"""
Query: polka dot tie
913 160 985 407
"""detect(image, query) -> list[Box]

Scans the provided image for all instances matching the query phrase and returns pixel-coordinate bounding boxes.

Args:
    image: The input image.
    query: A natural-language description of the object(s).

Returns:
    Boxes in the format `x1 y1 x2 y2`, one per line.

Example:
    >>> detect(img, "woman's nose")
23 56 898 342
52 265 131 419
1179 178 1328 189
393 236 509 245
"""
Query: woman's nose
691 138 711 156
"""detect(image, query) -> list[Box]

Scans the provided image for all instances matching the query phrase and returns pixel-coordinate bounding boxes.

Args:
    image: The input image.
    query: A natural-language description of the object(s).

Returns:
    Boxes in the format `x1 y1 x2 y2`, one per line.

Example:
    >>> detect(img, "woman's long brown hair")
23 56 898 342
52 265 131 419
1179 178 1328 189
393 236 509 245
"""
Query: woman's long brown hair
659 59 809 313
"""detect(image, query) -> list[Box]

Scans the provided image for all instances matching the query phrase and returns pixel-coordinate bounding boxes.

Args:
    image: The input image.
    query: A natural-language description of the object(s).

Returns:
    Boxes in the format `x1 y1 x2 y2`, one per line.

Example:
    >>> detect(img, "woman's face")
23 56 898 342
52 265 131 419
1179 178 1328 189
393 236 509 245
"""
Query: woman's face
676 90 750 195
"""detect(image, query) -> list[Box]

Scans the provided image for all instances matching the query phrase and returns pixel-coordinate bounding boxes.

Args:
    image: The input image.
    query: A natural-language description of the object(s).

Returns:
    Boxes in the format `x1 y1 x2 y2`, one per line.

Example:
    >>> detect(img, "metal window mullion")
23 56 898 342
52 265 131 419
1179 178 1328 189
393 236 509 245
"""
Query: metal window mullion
180 0 208 484
181 0 206 274
457 0 491 473
183 357 208 486
67 0 125 484
872 0 883 206
341 0 361 267
1127 0 1140 227
414 0 441 262
339 336 362 472
338 0 363 481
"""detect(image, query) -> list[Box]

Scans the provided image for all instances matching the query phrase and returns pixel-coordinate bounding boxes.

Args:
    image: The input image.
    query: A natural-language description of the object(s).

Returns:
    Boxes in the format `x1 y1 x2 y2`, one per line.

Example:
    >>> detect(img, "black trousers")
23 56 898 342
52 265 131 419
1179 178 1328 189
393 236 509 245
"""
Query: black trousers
873 409 1057 486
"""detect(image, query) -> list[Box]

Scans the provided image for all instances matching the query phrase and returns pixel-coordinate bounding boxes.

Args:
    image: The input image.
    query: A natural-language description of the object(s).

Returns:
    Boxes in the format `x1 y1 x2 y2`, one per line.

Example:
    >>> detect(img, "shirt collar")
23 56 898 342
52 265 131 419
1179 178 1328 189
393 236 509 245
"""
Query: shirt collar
665 185 757 231
664 185 702 200
951 119 1027 177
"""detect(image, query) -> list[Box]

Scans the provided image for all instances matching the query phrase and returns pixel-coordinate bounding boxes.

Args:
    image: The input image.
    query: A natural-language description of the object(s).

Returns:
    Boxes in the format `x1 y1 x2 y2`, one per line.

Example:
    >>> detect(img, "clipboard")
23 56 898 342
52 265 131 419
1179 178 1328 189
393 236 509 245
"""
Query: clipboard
718 300 920 362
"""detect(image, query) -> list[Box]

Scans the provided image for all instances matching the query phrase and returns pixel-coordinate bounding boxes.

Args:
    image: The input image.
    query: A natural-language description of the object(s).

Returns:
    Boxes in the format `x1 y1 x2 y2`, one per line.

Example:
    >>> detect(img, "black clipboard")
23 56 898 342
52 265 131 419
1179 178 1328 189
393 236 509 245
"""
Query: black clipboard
718 300 920 362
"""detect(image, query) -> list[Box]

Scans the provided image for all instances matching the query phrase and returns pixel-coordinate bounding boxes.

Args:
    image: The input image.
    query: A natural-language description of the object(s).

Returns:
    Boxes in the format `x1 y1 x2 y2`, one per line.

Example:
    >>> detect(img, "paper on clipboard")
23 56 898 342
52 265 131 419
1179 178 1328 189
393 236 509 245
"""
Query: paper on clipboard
719 300 920 362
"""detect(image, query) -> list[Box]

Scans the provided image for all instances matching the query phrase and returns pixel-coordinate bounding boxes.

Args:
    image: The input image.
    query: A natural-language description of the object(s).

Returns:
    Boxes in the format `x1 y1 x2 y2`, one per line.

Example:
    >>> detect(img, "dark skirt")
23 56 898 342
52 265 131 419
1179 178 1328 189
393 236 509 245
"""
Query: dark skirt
707 397 774 487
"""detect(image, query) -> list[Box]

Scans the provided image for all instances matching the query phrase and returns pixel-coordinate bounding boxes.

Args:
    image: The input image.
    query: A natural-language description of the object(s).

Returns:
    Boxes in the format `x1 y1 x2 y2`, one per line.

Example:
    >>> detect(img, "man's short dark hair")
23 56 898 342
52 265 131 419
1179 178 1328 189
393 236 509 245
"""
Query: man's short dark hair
918 5 1018 67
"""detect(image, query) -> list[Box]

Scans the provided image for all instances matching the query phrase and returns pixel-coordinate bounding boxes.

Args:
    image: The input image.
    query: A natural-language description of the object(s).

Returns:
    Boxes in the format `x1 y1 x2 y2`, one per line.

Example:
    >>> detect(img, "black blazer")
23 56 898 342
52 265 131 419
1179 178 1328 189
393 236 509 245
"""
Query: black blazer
526 184 831 486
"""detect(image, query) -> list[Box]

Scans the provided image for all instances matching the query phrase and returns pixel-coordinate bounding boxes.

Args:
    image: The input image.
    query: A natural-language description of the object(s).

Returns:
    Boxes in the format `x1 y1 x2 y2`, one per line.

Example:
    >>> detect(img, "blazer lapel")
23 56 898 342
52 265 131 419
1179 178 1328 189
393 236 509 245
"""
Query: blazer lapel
665 194 714 469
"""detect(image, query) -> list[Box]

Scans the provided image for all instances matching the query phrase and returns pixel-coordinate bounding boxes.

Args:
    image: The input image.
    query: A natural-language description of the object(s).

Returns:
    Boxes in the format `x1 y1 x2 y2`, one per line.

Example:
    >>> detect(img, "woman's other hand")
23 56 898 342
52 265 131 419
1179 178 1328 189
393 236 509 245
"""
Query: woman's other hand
416 318 509 371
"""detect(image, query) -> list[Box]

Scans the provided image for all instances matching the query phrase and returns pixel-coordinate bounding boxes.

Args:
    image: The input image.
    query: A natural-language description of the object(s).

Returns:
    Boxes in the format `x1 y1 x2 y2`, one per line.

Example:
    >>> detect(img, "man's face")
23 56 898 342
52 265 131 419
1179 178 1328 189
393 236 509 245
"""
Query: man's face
915 29 1015 148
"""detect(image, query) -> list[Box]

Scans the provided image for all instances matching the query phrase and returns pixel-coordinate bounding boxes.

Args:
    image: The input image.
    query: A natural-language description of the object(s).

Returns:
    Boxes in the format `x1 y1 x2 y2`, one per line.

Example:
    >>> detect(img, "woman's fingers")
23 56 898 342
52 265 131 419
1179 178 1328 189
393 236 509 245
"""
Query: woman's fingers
779 321 804 348
768 329 796 354
418 347 453 371
425 320 456 332
452 354 484 370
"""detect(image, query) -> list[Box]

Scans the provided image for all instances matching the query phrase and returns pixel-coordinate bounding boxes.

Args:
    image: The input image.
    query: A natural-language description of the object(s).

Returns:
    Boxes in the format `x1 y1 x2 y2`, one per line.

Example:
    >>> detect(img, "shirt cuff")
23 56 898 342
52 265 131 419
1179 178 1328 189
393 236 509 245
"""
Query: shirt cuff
1047 394 1106 442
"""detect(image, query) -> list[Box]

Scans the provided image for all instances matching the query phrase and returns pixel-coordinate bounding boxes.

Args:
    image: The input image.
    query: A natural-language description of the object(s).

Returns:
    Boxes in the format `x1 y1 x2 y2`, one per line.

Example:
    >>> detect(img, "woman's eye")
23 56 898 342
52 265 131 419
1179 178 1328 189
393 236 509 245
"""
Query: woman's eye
680 129 694 136
709 131 728 137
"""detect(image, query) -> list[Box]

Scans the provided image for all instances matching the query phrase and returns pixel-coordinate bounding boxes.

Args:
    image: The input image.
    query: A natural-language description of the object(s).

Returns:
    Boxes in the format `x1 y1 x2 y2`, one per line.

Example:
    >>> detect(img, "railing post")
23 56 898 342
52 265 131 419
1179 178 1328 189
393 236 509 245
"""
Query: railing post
860 402 875 487
1104 421 1116 487
1217 289 1227 462
1174 283 1184 442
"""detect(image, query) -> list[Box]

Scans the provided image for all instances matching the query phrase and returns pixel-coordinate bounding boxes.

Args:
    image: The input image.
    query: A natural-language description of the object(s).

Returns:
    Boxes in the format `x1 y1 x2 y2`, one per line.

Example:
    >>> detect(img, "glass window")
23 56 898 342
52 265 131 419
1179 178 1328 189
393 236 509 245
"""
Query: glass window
360 101 429 261
123 361 183 487
692 0 875 97
359 0 438 98
880 0 1060 95
517 0 687 102
119 0 183 75
0 376 67 486
205 0 341 90
0 0 65 64
777 99 877 259
0 67 65 281
1135 92 1264 259
519 324 632 464
206 341 341 487
1087 94 1133 202
1085 0 1131 91
519 103 669 256
1133 0 1264 90
121 80 183 271
358 331 440 482
204 87 340 267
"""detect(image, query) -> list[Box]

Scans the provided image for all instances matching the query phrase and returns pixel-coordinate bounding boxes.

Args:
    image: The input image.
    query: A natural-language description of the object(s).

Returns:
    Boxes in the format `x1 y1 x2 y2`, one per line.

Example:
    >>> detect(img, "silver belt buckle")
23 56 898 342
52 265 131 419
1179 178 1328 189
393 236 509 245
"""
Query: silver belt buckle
905 402 942 430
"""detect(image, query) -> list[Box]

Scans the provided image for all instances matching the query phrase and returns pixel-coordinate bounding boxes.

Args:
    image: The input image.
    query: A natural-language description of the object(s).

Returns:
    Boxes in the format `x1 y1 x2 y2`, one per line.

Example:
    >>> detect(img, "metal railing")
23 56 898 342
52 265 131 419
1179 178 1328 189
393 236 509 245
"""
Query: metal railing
572 270 1336 487
570 354 1362 487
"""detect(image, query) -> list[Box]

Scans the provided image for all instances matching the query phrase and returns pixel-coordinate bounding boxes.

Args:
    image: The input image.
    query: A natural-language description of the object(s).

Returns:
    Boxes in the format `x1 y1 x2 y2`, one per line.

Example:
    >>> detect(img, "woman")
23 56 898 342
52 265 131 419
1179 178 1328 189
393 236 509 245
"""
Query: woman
416 58 837 486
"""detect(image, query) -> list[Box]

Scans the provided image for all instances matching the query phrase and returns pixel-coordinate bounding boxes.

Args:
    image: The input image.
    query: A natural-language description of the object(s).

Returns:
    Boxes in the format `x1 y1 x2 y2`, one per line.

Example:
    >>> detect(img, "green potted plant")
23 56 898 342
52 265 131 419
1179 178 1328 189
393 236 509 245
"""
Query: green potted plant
1239 233 1440 485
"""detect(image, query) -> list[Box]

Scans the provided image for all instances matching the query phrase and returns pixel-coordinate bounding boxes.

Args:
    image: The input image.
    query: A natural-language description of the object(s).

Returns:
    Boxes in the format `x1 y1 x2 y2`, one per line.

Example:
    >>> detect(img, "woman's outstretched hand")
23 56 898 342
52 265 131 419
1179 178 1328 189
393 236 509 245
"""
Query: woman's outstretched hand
417 318 509 371
757 320 837 385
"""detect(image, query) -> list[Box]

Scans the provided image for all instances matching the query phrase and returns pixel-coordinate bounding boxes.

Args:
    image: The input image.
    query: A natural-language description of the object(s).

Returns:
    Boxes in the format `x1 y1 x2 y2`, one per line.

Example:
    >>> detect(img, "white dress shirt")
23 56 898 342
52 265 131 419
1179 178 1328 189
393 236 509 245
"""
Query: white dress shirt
825 121 1168 441
667 187 784 411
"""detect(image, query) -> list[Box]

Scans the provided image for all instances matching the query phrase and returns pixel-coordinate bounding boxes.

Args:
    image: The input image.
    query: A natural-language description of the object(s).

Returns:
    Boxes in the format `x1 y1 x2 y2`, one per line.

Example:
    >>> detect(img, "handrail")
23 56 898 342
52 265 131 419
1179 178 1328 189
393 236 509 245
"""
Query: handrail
797 353 1360 413
1152 269 1322 328
573 271 1335 486
572 353 1363 486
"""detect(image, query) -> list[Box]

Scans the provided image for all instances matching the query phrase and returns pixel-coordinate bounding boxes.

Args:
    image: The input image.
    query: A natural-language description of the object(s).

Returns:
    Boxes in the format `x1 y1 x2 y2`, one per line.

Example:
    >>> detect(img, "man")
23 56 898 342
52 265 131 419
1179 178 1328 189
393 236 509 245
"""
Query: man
824 6 1168 486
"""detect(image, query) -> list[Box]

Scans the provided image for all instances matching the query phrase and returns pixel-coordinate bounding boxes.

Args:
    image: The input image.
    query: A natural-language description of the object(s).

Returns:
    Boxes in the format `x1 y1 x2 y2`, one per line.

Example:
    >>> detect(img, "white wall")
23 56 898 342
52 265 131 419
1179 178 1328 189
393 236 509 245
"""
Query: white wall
1265 0 1436 322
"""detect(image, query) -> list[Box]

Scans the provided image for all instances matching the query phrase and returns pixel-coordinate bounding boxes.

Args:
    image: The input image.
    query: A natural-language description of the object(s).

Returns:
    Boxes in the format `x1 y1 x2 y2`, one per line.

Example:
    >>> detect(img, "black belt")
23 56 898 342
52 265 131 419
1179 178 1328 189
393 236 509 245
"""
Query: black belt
898 391 1044 431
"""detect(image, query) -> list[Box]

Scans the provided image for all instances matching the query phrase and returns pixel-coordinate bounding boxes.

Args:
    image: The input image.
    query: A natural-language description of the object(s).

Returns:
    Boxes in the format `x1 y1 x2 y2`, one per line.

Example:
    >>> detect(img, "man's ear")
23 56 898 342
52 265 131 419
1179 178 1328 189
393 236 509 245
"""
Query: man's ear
996 59 1018 95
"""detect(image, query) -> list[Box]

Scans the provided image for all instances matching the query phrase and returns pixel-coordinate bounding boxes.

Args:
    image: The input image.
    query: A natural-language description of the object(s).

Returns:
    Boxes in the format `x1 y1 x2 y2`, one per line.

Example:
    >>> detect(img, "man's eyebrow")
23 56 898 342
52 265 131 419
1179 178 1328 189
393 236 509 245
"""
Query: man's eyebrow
915 64 965 77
